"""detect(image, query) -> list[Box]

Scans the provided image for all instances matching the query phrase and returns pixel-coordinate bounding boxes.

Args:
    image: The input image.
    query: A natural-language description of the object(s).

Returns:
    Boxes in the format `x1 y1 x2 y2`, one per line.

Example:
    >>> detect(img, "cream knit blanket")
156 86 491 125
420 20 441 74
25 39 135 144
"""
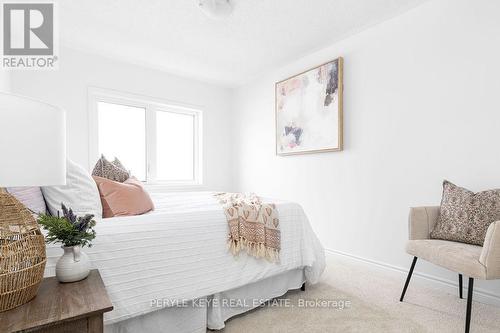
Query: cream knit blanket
214 193 281 263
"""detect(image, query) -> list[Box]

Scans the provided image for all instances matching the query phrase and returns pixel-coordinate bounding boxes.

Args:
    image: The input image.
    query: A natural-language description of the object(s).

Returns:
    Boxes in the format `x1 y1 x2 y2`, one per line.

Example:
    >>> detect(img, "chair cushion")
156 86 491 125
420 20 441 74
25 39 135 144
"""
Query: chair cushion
406 239 486 279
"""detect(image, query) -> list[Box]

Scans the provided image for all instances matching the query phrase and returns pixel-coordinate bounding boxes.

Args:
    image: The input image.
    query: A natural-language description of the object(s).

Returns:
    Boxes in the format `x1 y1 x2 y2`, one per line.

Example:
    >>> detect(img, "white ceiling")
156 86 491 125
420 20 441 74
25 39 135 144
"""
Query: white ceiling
58 0 428 86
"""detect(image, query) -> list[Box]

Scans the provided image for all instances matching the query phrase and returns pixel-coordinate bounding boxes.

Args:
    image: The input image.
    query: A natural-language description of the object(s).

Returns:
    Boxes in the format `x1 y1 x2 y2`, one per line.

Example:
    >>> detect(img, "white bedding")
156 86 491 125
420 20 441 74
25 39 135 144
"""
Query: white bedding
44 191 325 325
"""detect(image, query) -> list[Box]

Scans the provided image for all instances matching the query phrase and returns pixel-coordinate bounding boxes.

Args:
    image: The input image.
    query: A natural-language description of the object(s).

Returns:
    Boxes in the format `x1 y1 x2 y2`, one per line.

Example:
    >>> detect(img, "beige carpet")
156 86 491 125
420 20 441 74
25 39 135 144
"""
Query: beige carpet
219 254 500 332
222 282 423 332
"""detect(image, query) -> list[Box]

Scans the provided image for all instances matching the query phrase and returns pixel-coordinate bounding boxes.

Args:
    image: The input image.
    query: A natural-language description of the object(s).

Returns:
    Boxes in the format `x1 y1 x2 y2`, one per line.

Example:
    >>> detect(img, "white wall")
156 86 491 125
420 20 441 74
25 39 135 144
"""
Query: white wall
8 0 500 300
0 70 10 92
233 0 500 298
10 47 234 191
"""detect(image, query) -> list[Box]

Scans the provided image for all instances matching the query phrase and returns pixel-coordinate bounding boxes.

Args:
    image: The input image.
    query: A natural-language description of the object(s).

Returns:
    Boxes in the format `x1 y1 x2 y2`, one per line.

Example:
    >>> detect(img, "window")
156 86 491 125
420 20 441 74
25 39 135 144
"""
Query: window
97 102 147 181
156 110 195 181
89 88 202 186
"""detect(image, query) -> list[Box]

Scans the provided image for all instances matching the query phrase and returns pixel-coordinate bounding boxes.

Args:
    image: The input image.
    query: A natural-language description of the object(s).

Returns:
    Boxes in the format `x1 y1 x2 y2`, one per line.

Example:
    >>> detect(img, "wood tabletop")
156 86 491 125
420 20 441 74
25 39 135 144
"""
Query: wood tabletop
0 270 113 333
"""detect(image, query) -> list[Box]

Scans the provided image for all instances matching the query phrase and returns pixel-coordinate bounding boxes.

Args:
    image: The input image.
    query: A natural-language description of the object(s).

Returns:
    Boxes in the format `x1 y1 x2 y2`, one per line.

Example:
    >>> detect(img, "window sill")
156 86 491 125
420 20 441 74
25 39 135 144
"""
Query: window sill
144 182 206 192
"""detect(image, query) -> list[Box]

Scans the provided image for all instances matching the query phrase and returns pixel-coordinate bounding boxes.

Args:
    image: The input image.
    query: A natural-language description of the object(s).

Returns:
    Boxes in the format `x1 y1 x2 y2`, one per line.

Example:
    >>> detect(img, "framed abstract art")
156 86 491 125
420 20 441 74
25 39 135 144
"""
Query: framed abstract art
275 57 343 155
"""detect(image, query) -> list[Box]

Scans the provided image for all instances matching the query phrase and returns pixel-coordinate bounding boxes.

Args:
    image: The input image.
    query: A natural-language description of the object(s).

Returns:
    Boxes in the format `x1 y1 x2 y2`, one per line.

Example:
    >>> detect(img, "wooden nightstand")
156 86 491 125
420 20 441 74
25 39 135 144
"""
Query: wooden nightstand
0 270 113 333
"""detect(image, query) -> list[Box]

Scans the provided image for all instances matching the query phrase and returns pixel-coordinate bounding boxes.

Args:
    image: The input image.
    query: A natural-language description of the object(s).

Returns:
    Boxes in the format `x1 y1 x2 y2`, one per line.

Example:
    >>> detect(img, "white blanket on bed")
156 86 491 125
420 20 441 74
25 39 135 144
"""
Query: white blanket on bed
44 191 325 324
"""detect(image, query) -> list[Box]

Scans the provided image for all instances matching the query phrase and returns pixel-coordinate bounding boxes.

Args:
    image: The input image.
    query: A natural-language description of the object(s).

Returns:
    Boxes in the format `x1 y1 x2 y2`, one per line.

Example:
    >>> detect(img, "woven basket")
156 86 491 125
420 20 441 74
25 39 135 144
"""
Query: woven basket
0 192 46 312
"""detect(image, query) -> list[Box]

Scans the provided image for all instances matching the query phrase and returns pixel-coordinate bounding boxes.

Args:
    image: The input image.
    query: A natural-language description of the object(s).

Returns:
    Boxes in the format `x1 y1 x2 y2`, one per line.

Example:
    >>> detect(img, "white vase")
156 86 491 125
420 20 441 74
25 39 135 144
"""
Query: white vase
55 245 91 283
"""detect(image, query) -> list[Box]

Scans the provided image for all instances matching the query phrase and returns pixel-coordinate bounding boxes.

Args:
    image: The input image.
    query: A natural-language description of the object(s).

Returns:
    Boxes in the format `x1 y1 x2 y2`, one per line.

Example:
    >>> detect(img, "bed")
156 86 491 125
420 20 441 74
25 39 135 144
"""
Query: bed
44 191 325 332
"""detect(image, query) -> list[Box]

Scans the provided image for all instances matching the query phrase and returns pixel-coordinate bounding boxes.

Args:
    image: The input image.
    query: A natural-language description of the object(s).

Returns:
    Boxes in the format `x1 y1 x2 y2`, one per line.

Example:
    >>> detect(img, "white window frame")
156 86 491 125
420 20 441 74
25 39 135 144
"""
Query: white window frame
88 87 203 187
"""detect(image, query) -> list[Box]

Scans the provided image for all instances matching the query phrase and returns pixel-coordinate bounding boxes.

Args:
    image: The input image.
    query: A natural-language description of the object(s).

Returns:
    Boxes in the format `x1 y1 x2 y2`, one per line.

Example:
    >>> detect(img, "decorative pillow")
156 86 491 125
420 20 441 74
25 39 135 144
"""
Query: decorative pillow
42 159 103 219
430 180 500 245
93 176 154 218
6 187 47 215
92 155 130 183
112 157 128 171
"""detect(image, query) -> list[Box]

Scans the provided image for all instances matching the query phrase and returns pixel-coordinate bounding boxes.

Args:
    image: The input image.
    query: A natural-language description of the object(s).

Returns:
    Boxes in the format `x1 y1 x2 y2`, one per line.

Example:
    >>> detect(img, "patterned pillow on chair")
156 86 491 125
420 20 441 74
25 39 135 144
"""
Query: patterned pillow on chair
92 155 130 183
430 180 500 246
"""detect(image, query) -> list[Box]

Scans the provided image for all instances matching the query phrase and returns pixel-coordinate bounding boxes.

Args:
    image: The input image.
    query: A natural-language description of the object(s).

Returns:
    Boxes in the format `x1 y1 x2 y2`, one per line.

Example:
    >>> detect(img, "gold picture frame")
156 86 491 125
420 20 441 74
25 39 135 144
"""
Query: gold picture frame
275 57 343 156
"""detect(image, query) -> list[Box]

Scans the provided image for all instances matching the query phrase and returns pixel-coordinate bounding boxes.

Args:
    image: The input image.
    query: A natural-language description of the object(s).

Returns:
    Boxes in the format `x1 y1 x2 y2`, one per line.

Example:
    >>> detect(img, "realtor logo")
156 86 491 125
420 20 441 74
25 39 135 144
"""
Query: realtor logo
2 3 58 69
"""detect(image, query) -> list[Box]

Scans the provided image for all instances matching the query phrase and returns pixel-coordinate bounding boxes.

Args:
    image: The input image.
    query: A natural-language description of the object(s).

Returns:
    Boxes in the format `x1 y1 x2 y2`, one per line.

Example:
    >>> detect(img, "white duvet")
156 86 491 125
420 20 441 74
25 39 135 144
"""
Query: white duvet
44 191 325 324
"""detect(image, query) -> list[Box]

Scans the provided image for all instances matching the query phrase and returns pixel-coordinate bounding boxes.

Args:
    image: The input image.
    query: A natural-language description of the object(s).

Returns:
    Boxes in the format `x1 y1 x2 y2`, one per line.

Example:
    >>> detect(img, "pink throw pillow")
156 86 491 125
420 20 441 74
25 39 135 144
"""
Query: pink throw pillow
93 176 154 218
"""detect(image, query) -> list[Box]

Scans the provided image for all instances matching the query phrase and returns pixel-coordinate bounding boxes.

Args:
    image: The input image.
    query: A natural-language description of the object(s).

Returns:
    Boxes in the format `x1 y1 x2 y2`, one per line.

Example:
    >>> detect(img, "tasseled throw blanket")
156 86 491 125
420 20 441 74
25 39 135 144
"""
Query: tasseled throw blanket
214 192 281 263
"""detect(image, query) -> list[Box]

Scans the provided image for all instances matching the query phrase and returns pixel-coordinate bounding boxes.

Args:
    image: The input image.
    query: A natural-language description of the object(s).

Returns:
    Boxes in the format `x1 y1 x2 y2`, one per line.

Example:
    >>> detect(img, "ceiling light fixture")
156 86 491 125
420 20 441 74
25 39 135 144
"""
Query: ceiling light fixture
197 0 232 19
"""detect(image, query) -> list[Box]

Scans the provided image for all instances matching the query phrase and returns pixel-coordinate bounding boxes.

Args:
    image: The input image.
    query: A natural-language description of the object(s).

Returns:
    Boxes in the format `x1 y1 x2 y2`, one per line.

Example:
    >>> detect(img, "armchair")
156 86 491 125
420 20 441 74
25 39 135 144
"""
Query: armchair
400 206 500 333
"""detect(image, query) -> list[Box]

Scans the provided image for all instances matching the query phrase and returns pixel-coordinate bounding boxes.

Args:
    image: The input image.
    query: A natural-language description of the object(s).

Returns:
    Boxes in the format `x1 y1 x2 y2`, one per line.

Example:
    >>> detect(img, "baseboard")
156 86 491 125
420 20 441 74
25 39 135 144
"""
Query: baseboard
325 248 500 307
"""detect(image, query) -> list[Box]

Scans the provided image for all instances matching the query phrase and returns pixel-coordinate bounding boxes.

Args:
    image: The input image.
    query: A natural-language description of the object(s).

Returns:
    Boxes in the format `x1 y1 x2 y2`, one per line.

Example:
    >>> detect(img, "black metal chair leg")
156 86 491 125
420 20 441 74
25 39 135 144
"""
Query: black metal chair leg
301 283 305 291
400 256 418 302
465 278 474 333
459 274 463 299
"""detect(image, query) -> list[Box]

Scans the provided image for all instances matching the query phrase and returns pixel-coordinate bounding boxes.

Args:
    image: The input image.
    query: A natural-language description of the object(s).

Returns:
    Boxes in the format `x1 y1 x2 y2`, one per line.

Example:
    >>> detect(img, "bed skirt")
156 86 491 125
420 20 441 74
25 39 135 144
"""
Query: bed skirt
104 268 305 333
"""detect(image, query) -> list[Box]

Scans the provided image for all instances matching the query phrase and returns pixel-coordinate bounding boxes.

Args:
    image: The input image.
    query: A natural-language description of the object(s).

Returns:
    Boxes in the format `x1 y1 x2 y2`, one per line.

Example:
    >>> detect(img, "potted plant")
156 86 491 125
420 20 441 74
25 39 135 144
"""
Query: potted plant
38 204 96 282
